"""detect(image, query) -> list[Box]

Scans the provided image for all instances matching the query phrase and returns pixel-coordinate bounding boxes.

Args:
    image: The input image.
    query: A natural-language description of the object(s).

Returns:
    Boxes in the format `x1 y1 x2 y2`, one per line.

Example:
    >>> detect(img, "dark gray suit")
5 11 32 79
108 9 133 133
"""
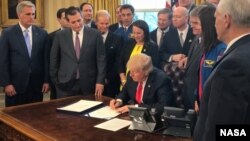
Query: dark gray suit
182 37 202 110
50 26 106 97
193 35 250 141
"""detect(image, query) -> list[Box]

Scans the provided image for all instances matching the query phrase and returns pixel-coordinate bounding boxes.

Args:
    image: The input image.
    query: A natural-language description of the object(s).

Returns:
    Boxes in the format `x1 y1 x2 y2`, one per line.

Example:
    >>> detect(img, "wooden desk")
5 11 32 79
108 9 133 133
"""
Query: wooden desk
0 95 192 141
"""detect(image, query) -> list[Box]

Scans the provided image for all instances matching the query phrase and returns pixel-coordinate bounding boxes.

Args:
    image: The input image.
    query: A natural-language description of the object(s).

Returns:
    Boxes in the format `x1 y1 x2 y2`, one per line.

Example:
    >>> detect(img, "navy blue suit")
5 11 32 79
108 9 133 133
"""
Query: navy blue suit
0 24 49 106
159 27 195 62
116 68 175 112
193 35 250 141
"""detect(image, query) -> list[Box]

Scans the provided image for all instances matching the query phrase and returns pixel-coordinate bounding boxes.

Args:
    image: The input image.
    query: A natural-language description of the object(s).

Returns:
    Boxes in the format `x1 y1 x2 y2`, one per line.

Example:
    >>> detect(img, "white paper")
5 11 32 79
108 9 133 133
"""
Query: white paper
88 106 121 119
94 118 131 131
57 100 102 113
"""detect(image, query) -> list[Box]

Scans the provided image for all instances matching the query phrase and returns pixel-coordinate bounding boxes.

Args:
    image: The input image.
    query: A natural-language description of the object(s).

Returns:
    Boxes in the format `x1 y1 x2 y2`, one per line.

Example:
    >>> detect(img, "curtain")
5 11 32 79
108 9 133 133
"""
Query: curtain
87 0 121 24
195 0 206 5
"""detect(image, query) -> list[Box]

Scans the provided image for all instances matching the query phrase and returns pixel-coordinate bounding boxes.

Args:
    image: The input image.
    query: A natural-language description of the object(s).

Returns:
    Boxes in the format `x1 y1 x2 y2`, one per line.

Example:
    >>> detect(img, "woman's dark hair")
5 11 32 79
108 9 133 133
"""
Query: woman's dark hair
199 5 220 53
132 20 150 42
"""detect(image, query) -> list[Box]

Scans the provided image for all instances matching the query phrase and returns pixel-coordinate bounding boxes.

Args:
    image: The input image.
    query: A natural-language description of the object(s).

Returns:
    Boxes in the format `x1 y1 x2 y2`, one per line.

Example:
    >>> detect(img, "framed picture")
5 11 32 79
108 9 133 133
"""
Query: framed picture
0 0 44 27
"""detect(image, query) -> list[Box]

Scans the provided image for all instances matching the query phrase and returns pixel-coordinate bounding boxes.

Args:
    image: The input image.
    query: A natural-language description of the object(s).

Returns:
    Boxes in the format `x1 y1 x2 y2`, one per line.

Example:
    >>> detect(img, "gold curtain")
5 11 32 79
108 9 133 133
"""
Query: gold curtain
195 0 206 5
87 0 121 24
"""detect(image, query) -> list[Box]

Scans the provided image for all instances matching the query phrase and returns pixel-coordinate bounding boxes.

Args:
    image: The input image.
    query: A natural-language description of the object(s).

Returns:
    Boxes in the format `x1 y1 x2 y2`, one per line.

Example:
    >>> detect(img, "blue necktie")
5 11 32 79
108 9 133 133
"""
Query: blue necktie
24 29 32 57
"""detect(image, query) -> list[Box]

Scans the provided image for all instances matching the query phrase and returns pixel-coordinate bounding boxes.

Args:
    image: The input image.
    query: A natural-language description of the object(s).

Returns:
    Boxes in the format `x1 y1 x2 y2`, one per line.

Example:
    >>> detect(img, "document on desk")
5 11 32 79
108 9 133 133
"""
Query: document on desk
94 118 131 131
88 106 120 119
57 100 102 113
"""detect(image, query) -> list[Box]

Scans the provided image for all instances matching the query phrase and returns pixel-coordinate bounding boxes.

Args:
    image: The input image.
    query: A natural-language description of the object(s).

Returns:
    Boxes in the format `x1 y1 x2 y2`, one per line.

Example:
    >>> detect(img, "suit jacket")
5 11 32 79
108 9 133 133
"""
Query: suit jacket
117 68 175 112
193 35 250 141
118 40 159 74
182 37 202 110
0 24 49 93
159 26 195 62
90 21 97 29
150 27 171 47
50 26 106 94
109 23 119 32
103 31 122 97
114 26 133 43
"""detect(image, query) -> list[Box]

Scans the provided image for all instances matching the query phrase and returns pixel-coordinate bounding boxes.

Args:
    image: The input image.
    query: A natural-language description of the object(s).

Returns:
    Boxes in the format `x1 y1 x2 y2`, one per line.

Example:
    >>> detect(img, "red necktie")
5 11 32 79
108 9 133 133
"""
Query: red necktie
198 54 205 101
135 82 143 104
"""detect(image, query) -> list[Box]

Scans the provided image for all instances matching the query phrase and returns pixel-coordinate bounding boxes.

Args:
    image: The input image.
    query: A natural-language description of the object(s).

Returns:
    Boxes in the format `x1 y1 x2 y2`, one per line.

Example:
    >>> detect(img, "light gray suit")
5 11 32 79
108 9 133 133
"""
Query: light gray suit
50 26 106 97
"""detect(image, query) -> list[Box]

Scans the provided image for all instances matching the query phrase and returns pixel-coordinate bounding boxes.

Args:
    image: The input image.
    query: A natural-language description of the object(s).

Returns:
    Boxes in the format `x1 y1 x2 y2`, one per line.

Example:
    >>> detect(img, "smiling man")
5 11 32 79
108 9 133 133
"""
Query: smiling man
50 6 106 98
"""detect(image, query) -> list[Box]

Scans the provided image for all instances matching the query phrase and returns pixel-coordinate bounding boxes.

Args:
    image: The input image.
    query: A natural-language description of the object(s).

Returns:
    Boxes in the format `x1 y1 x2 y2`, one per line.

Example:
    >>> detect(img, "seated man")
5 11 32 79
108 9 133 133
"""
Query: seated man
110 53 175 113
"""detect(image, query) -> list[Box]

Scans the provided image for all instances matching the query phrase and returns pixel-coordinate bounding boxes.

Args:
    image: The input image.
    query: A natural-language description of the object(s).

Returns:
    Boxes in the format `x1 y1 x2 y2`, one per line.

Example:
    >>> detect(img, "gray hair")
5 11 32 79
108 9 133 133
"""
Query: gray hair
95 10 110 21
127 53 153 76
16 1 35 14
218 0 250 27
157 8 172 20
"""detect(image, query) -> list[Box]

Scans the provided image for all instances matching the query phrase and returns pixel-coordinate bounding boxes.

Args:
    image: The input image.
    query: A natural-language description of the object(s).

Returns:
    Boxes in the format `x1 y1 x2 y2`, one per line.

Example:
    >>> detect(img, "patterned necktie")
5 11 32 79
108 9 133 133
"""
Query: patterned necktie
24 29 32 57
179 32 184 47
135 82 143 104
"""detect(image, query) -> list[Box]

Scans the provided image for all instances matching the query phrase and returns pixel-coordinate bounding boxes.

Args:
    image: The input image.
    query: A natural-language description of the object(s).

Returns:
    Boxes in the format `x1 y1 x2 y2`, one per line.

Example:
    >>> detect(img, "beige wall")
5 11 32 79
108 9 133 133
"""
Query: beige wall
44 0 87 33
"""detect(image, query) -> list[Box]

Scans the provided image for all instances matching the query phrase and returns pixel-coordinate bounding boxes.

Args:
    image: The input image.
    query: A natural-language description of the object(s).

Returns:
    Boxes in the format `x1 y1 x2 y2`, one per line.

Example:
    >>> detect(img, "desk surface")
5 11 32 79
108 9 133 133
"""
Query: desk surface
0 95 192 141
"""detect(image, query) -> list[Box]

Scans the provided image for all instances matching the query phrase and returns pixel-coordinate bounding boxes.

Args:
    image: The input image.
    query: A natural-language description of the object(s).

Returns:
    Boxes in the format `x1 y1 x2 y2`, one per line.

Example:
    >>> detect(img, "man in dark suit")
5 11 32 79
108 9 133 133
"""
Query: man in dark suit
50 6 106 98
0 1 50 107
110 54 174 113
48 8 69 99
79 2 97 29
109 5 122 32
95 10 122 98
159 6 194 107
150 8 172 48
193 0 250 141
178 6 204 110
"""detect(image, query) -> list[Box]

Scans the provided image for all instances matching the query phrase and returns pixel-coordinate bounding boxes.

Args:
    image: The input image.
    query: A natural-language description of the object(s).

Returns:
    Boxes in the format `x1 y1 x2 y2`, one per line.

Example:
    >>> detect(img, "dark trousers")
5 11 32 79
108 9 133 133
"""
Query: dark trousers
5 76 43 107
56 79 82 99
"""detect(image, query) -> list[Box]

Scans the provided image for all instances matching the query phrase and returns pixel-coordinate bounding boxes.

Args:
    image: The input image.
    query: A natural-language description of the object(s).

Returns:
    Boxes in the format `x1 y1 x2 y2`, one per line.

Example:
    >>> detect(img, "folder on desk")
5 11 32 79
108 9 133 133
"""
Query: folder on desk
56 100 103 114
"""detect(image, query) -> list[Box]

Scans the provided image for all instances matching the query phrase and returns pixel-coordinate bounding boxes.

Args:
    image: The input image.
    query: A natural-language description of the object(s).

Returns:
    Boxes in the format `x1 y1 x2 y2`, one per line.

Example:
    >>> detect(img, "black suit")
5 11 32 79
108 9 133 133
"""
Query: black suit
103 32 122 98
159 27 195 62
117 68 175 112
50 27 106 97
118 40 159 74
109 23 119 32
150 27 171 48
182 37 202 110
0 24 49 106
193 35 250 141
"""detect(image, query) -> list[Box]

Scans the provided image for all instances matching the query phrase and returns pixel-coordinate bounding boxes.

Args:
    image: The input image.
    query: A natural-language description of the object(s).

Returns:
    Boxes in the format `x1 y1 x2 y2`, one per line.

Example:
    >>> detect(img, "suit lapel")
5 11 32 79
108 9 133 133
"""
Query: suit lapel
143 71 154 102
81 27 90 56
31 26 38 59
14 25 30 58
212 35 250 71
